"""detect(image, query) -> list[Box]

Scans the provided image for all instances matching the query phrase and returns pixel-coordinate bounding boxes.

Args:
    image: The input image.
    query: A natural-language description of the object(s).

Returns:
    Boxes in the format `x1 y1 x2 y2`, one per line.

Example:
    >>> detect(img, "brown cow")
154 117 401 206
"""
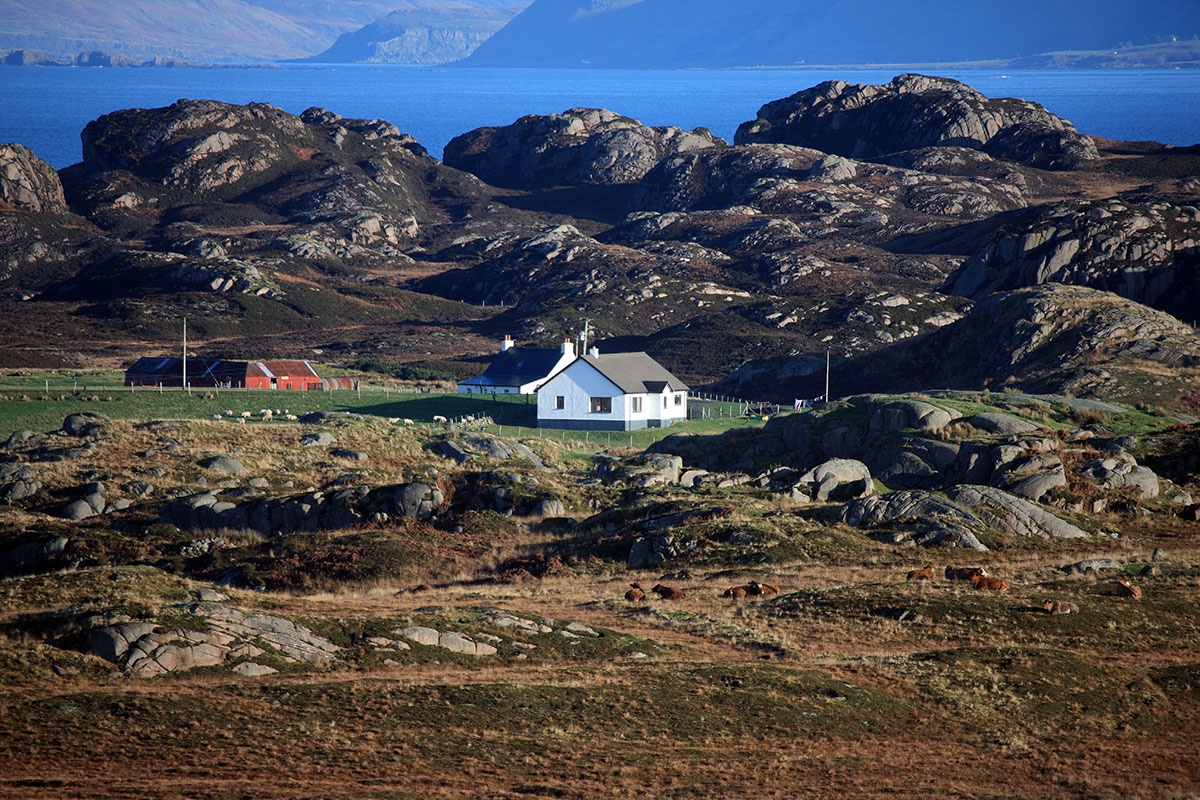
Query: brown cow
907 566 934 582
945 566 988 581
970 574 1010 592
723 586 748 600
747 580 779 596
1043 599 1079 615
625 583 646 602
1116 578 1143 599
652 583 686 600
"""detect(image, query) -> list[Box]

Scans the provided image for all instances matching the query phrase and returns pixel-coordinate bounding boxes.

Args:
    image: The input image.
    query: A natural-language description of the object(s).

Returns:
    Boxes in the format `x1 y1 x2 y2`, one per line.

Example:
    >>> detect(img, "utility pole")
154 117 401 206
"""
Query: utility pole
182 316 187 392
824 349 830 403
577 317 592 357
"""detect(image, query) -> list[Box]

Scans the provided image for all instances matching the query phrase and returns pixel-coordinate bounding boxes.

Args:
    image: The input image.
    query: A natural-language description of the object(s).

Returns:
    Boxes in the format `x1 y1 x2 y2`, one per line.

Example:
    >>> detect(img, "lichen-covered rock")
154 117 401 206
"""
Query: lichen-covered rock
735 74 1098 170
444 107 726 189
946 484 1087 539
942 199 1200 317
199 455 247 475
798 458 873 501
0 143 67 212
0 462 40 504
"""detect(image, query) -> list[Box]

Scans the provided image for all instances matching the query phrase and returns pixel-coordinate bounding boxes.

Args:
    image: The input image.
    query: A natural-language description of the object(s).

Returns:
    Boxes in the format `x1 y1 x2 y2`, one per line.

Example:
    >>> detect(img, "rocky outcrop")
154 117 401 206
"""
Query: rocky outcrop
631 142 1029 220
444 108 726 189
942 200 1200 317
797 458 873 501
840 490 986 551
161 481 445 534
0 143 67 212
735 74 1098 170
945 484 1087 539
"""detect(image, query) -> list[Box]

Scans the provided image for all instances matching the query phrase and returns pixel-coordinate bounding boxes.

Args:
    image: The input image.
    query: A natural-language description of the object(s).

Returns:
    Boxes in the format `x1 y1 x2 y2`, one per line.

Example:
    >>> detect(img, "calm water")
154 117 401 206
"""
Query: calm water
1 64 1198 169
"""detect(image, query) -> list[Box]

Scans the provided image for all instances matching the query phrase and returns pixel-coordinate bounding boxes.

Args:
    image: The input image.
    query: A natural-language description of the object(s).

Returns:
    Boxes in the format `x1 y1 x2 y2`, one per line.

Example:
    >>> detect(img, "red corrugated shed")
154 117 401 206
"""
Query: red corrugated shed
124 357 350 390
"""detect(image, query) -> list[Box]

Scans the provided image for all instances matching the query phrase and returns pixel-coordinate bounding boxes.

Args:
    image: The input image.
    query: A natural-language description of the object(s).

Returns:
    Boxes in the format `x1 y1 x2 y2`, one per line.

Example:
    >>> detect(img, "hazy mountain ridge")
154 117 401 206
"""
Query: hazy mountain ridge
304 0 532 65
463 0 1200 68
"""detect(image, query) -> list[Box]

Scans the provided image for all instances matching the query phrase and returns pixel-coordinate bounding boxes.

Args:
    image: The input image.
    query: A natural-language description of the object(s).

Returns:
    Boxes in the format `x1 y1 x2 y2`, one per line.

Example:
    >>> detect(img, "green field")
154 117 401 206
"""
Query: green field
0 372 762 449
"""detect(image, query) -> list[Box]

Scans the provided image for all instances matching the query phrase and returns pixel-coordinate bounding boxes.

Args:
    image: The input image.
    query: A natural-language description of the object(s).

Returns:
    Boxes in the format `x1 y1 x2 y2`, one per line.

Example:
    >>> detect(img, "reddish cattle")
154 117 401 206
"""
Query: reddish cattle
625 583 646 602
1043 599 1079 615
970 574 1010 592
723 586 748 600
945 566 988 581
1116 578 1143 599
907 566 934 582
651 584 686 600
748 580 779 596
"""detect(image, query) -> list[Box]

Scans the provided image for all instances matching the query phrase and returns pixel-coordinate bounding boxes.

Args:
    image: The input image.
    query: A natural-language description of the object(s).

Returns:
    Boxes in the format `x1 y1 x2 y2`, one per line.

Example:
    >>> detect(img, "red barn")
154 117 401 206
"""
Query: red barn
124 357 353 390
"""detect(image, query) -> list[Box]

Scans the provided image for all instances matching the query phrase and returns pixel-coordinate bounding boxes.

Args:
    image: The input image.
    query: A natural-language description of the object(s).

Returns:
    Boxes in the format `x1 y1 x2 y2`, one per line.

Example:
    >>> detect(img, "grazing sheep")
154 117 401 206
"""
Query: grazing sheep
625 583 646 602
970 574 1010 592
387 417 400 424
1043 599 1079 615
432 415 448 424
723 586 748 600
222 410 234 417
651 584 686 600
210 415 222 421
1116 577 1143 599
945 566 988 581
284 414 298 421
907 565 935 582
748 580 779 596
403 418 414 426
240 411 252 419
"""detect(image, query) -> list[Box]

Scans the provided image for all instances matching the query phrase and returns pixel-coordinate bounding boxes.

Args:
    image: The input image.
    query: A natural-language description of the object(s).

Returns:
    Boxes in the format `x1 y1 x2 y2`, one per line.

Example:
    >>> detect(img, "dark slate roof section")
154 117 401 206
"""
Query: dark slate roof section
460 347 565 387
582 353 688 394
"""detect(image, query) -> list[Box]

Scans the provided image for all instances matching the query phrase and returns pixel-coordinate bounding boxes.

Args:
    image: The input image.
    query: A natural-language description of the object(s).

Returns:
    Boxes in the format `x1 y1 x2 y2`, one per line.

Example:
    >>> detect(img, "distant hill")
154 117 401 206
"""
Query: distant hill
461 0 1200 68
304 0 532 65
0 0 399 61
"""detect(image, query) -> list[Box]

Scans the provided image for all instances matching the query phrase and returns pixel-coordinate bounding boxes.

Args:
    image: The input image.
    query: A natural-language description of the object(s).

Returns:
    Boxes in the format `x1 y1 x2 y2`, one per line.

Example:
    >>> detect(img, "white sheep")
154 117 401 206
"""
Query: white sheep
403 418 414 426
236 417 246 424
387 417 400 425
284 414 299 421
432 415 448 424
210 415 222 421
240 411 252 419
222 410 234 417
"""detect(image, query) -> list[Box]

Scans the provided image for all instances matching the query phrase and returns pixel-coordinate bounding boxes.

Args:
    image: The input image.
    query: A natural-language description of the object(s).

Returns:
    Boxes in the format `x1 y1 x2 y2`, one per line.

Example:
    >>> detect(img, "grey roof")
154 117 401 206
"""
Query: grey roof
459 347 565 387
579 352 688 394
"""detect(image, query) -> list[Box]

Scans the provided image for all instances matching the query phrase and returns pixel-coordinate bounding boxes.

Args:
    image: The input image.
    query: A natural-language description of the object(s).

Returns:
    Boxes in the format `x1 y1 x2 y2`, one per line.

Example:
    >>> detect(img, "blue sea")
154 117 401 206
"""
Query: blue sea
1 64 1197 169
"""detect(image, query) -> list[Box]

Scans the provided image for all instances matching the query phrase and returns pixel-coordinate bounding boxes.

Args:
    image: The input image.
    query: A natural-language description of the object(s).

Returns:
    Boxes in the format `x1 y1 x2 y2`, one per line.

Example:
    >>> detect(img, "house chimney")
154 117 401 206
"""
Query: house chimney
588 346 599 357
501 335 514 352
561 339 573 355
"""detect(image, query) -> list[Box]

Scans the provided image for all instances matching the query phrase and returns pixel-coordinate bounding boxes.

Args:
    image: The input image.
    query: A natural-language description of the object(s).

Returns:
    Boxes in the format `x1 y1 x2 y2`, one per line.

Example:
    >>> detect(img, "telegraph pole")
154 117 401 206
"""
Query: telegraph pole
182 317 187 391
820 347 830 402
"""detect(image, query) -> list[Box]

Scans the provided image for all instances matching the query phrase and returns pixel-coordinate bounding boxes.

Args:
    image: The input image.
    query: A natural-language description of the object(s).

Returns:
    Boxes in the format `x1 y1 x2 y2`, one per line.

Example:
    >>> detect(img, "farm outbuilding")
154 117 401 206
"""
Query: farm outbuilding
124 357 353 390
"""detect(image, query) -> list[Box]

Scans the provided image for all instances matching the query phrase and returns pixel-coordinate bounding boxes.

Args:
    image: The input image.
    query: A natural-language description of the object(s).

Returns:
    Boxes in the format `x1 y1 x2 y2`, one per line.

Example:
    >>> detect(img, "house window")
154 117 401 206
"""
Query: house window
555 395 565 410
675 394 683 406
590 397 612 414
662 396 668 409
631 397 642 413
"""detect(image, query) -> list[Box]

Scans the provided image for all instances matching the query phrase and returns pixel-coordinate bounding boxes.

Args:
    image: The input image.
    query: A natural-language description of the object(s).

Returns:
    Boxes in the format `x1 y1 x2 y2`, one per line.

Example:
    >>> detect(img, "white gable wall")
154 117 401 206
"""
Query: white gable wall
537 361 690 430
537 360 626 429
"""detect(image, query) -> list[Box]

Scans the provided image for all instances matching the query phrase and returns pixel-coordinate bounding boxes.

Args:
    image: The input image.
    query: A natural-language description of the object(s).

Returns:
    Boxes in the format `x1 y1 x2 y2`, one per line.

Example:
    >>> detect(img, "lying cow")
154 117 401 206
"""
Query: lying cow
1116 577 1143 599
970 574 1009 592
651 583 686 600
722 585 748 600
907 566 934 582
946 566 988 581
625 583 646 602
748 580 779 596
1043 599 1079 615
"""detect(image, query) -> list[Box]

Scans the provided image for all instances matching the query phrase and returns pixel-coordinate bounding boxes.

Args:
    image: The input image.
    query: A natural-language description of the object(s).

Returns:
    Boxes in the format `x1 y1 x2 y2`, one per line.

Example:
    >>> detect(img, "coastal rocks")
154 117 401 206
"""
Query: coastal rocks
0 462 41 504
597 453 683 487
941 199 1200 317
199 455 247 475
797 458 873 501
735 74 1098 170
0 143 67 212
945 484 1087 539
160 480 446 534
443 107 726 189
75 600 340 677
437 433 548 471
397 625 497 656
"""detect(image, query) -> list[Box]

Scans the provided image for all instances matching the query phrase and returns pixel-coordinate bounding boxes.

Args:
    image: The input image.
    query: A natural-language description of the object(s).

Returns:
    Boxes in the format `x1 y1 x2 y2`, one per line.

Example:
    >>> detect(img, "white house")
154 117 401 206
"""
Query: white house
457 336 576 395
536 350 688 431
